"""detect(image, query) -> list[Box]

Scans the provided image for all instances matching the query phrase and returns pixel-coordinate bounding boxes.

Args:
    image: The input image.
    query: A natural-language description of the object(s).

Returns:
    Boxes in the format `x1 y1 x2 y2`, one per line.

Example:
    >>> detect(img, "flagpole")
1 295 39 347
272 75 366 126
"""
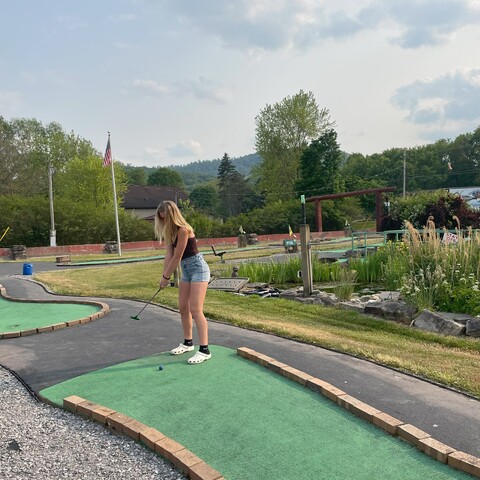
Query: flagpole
107 132 122 256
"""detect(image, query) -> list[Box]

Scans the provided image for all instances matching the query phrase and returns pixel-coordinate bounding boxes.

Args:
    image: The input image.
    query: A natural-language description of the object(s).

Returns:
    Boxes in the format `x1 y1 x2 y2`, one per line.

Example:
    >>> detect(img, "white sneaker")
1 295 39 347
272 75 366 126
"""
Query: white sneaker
170 343 195 355
187 351 212 364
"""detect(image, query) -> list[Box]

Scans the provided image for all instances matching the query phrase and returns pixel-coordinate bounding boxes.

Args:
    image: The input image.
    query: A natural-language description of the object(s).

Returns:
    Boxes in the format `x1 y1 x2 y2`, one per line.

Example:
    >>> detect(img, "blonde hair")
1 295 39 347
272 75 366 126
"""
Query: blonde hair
154 200 194 245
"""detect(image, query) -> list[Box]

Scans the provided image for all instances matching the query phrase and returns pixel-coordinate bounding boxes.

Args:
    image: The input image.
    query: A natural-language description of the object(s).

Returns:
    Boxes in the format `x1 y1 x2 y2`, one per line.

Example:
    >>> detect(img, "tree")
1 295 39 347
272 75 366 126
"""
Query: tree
296 129 342 197
255 90 334 202
0 117 97 196
0 117 24 195
217 153 254 218
55 155 128 207
125 166 148 185
189 184 218 213
148 167 184 189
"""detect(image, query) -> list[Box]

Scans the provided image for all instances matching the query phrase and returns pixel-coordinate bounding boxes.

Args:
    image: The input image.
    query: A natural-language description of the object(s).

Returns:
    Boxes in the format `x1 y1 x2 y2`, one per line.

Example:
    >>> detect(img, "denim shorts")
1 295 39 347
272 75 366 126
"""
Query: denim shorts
180 254 210 283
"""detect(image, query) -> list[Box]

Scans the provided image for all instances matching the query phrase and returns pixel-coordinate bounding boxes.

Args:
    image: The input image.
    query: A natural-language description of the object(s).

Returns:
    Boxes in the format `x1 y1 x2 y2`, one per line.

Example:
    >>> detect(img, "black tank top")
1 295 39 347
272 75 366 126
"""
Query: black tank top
172 236 199 259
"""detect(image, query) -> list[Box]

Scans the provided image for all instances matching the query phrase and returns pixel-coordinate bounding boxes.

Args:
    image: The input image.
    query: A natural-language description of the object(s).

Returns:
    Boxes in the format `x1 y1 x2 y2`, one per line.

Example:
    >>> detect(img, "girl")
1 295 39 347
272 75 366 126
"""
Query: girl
155 200 211 364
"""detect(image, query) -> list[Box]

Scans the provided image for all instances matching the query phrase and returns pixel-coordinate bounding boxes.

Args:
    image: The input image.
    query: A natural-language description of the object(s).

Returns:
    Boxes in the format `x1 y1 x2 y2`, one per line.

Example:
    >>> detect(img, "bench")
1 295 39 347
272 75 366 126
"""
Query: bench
211 245 227 263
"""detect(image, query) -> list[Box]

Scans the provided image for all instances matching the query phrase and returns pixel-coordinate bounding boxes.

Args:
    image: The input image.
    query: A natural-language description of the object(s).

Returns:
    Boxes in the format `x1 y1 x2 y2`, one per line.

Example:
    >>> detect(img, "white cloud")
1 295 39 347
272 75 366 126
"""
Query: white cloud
131 77 231 103
178 77 232 104
392 68 480 138
167 140 203 157
384 0 478 48
161 0 479 51
145 147 163 156
163 0 323 51
132 79 169 95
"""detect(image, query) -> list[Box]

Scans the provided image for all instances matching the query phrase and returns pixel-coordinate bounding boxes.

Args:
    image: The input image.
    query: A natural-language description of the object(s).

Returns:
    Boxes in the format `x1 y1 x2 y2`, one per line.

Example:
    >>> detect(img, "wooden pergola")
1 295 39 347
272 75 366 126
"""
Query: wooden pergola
306 187 396 232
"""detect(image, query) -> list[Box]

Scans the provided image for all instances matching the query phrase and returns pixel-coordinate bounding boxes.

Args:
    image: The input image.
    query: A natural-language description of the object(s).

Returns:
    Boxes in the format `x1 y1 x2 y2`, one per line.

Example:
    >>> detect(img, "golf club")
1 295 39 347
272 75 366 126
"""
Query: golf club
130 287 162 320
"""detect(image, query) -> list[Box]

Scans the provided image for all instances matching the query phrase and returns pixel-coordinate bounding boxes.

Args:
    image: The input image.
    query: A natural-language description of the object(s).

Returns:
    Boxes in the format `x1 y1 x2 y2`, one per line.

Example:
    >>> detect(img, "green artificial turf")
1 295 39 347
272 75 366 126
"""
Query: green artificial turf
0 297 100 333
40 346 473 480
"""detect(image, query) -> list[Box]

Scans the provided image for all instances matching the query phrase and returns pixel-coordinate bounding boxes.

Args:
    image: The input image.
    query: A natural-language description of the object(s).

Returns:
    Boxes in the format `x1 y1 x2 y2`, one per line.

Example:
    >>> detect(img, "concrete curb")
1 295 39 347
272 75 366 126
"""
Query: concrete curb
237 346 480 479
0 283 110 340
51 394 224 480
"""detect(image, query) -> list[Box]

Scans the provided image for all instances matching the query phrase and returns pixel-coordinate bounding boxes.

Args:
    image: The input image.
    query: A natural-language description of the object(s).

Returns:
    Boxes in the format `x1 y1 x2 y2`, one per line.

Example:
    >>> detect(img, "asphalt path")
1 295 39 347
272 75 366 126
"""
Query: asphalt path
0 260 479 458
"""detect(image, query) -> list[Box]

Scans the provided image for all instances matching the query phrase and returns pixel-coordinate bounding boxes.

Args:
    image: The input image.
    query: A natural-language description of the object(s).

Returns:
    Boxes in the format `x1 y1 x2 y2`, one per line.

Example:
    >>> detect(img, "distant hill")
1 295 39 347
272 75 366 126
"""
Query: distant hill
169 153 261 191
122 153 261 192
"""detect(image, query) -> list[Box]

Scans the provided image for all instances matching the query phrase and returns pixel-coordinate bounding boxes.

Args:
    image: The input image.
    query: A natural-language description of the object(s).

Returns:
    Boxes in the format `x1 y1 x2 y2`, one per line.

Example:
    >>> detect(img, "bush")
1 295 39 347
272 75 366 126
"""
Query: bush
444 283 480 316
214 199 344 237
383 190 480 231
0 195 154 247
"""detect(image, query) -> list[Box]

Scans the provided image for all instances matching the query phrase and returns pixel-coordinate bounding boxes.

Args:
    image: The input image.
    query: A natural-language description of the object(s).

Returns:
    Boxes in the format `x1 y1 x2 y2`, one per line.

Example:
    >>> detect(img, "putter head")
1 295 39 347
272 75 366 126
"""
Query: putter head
130 315 140 320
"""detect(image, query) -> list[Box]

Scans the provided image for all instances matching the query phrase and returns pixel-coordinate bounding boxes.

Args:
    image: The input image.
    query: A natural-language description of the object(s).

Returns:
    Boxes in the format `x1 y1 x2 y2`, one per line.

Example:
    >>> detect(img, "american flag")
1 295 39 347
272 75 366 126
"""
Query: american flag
103 137 112 167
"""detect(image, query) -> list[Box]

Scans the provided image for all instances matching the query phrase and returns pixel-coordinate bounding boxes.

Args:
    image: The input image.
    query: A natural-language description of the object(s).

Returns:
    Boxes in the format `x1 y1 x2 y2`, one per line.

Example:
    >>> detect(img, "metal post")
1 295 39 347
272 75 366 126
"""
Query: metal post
48 160 56 247
300 224 313 297
107 133 122 256
403 150 406 197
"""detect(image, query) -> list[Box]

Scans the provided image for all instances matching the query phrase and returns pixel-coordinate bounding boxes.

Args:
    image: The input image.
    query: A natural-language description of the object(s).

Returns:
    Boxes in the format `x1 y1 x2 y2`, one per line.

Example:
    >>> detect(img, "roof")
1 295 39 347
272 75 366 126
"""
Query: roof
122 185 188 209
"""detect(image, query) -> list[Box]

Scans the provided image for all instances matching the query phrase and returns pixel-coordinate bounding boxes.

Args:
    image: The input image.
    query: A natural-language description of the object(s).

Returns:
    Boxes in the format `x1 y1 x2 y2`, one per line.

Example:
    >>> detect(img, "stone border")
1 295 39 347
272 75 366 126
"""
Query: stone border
0 283 109 340
237 347 480 479
44 394 224 480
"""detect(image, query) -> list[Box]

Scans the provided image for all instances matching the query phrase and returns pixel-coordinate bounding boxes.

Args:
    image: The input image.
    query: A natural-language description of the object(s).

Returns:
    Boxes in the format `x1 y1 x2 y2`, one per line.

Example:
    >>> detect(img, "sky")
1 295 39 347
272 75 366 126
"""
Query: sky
1 0 480 167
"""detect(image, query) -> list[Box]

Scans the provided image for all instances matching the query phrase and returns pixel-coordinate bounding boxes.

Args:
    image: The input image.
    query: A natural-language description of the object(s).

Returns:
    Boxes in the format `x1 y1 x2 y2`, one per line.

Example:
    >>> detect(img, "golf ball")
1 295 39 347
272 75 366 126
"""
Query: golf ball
158 365 164 371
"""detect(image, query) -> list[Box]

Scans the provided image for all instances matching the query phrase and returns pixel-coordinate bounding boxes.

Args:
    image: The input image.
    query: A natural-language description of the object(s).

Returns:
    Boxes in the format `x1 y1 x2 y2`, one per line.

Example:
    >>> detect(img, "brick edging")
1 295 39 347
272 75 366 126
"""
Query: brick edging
45 394 224 480
237 347 480 479
0 283 110 340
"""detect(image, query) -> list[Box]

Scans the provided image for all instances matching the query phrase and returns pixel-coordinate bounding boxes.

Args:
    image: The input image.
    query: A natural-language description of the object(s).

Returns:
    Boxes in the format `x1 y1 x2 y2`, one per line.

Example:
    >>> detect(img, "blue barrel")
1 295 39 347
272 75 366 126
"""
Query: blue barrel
23 263 33 275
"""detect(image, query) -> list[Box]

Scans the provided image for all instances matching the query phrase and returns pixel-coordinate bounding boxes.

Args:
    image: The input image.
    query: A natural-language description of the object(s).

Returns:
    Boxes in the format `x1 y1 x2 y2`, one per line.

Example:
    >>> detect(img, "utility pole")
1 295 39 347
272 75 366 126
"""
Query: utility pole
403 150 406 197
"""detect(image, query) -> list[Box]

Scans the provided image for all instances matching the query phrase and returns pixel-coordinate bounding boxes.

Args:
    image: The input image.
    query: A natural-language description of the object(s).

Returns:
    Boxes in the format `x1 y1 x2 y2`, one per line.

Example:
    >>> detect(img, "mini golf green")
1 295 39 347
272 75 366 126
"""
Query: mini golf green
40 346 472 480
0 297 100 334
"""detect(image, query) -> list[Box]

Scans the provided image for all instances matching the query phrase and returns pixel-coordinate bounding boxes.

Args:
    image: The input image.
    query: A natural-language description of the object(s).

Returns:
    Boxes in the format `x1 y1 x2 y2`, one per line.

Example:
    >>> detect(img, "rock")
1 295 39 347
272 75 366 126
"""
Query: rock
312 291 338 307
364 300 417 324
466 317 480 337
412 310 466 336
279 289 299 299
359 294 379 302
375 291 401 301
338 301 365 313
293 296 315 304
437 312 473 326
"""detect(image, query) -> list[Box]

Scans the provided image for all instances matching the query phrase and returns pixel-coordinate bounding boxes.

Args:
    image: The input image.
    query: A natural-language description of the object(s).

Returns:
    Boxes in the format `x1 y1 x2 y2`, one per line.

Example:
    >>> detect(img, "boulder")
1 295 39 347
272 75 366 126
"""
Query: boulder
364 300 417 324
412 310 466 336
375 291 401 301
466 317 480 337
338 301 365 313
293 296 315 304
436 312 473 326
312 291 338 307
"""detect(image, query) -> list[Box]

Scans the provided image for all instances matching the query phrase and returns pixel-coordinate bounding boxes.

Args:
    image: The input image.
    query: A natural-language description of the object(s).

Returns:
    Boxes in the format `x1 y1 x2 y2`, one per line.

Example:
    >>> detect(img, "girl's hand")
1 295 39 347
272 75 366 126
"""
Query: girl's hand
159 276 170 289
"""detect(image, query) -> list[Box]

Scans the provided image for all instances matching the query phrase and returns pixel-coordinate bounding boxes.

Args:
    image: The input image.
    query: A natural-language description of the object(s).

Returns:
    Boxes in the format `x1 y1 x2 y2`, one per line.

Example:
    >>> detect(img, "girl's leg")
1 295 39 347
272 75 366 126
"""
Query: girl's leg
178 281 193 340
189 281 209 345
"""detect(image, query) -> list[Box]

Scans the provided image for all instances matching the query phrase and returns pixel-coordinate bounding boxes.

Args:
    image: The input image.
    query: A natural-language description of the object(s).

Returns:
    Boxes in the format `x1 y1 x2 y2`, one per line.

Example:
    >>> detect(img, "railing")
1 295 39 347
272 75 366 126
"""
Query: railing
348 228 474 254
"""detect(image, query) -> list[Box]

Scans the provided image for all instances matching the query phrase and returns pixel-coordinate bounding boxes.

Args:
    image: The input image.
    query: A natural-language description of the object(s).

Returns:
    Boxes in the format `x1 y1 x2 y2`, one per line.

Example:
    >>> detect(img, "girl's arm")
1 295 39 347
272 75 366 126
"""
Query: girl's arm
160 227 189 287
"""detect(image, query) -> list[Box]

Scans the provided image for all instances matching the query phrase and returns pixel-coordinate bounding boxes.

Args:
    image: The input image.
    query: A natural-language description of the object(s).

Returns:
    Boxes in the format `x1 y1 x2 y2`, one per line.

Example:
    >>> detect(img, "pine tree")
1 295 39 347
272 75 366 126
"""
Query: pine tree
217 153 254 218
